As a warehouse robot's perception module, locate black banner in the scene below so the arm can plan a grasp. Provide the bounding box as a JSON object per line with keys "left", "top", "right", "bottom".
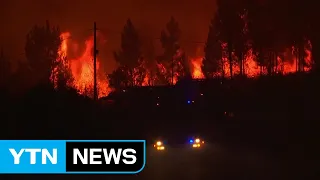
{"left": 65, "top": 140, "right": 145, "bottom": 173}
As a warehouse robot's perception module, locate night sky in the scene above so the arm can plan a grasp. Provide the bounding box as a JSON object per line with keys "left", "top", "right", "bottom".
{"left": 0, "top": 0, "right": 216, "bottom": 72}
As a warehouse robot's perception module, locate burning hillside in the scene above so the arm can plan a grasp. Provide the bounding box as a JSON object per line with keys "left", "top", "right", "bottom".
{"left": 51, "top": 31, "right": 312, "bottom": 99}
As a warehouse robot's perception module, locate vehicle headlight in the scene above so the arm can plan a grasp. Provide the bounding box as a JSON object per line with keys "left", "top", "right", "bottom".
{"left": 190, "top": 138, "right": 204, "bottom": 148}
{"left": 154, "top": 141, "right": 165, "bottom": 150}
{"left": 157, "top": 146, "right": 165, "bottom": 150}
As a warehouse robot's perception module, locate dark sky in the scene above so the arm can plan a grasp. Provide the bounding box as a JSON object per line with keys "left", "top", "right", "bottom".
{"left": 0, "top": 0, "right": 216, "bottom": 72}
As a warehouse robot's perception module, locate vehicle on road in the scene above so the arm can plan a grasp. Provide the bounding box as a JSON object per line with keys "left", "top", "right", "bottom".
{"left": 189, "top": 138, "right": 205, "bottom": 148}
{"left": 154, "top": 140, "right": 165, "bottom": 150}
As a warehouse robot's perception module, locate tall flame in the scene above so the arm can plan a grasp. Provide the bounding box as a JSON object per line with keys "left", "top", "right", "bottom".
{"left": 54, "top": 32, "right": 111, "bottom": 98}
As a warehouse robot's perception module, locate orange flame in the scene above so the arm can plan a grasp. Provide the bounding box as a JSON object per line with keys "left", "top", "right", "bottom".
{"left": 191, "top": 57, "right": 204, "bottom": 79}
{"left": 189, "top": 42, "right": 312, "bottom": 78}
{"left": 53, "top": 32, "right": 111, "bottom": 98}
{"left": 52, "top": 32, "right": 312, "bottom": 97}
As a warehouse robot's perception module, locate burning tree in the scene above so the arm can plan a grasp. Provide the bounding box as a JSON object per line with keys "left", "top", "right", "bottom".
{"left": 140, "top": 37, "right": 157, "bottom": 86}
{"left": 202, "top": 0, "right": 248, "bottom": 78}
{"left": 111, "top": 19, "right": 144, "bottom": 87}
{"left": 245, "top": 0, "right": 313, "bottom": 75}
{"left": 54, "top": 55, "right": 74, "bottom": 90}
{"left": 201, "top": 0, "right": 313, "bottom": 77}
{"left": 287, "top": 0, "right": 312, "bottom": 72}
{"left": 234, "top": 7, "right": 250, "bottom": 76}
{"left": 247, "top": 0, "right": 279, "bottom": 75}
{"left": 215, "top": 0, "right": 242, "bottom": 78}
{"left": 25, "top": 21, "right": 61, "bottom": 85}
{"left": 307, "top": 1, "right": 320, "bottom": 71}
{"left": 202, "top": 13, "right": 224, "bottom": 78}
{"left": 158, "top": 17, "right": 187, "bottom": 85}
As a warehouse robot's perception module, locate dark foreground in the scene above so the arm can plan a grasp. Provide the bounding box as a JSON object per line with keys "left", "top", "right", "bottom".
{"left": 2, "top": 144, "right": 288, "bottom": 180}
{"left": 0, "top": 73, "right": 319, "bottom": 179}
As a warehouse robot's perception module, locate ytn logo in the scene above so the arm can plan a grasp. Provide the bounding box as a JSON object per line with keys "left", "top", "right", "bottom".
{"left": 0, "top": 140, "right": 146, "bottom": 174}
{"left": 9, "top": 148, "right": 57, "bottom": 164}
{"left": 66, "top": 141, "right": 145, "bottom": 173}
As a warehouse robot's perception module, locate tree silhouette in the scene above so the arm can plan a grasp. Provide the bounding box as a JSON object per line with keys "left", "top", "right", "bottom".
{"left": 25, "top": 21, "right": 61, "bottom": 85}
{"left": 266, "top": 0, "right": 290, "bottom": 74}
{"left": 202, "top": 14, "right": 224, "bottom": 78}
{"left": 247, "top": 0, "right": 289, "bottom": 75}
{"left": 113, "top": 19, "right": 143, "bottom": 86}
{"left": 107, "top": 66, "right": 125, "bottom": 89}
{"left": 141, "top": 38, "right": 157, "bottom": 85}
{"left": 287, "top": 0, "right": 310, "bottom": 72}
{"left": 160, "top": 17, "right": 181, "bottom": 59}
{"left": 233, "top": 6, "right": 249, "bottom": 76}
{"left": 247, "top": 1, "right": 269, "bottom": 74}
{"left": 159, "top": 17, "right": 187, "bottom": 84}
{"left": 133, "top": 58, "right": 147, "bottom": 86}
{"left": 55, "top": 56, "right": 74, "bottom": 90}
{"left": 216, "top": 0, "right": 242, "bottom": 78}
{"left": 307, "top": 1, "right": 320, "bottom": 71}
{"left": 0, "top": 48, "right": 11, "bottom": 88}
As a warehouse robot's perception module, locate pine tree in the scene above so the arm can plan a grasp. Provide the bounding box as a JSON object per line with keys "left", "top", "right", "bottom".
{"left": 202, "top": 15, "right": 224, "bottom": 78}
{"left": 113, "top": 19, "right": 144, "bottom": 86}
{"left": 158, "top": 17, "right": 187, "bottom": 84}
{"left": 25, "top": 20, "right": 61, "bottom": 85}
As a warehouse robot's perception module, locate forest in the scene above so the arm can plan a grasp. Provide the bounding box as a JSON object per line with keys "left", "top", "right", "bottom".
{"left": 0, "top": 0, "right": 319, "bottom": 98}
{"left": 0, "top": 2, "right": 318, "bottom": 177}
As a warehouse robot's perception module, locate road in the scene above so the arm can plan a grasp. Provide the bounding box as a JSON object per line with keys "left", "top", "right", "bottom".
{"left": 1, "top": 143, "right": 287, "bottom": 180}
{"left": 141, "top": 144, "right": 286, "bottom": 180}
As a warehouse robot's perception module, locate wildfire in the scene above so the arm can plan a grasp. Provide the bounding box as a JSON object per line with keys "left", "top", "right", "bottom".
{"left": 191, "top": 57, "right": 205, "bottom": 79}
{"left": 52, "top": 32, "right": 111, "bottom": 98}
{"left": 190, "top": 47, "right": 205, "bottom": 79}
{"left": 51, "top": 32, "right": 312, "bottom": 99}
{"left": 189, "top": 43, "right": 312, "bottom": 78}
